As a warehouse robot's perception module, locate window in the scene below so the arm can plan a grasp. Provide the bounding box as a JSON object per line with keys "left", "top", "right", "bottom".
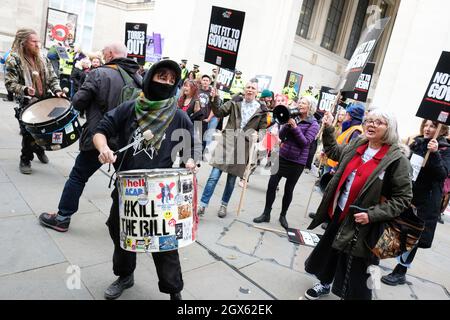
{"left": 345, "top": 0, "right": 369, "bottom": 60}
{"left": 48, "top": 0, "right": 96, "bottom": 51}
{"left": 321, "top": 0, "right": 346, "bottom": 51}
{"left": 296, "top": 0, "right": 315, "bottom": 39}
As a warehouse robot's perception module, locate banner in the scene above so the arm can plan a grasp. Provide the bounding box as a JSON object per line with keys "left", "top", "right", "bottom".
{"left": 145, "top": 33, "right": 164, "bottom": 63}
{"left": 125, "top": 23, "right": 147, "bottom": 65}
{"left": 215, "top": 68, "right": 235, "bottom": 92}
{"left": 204, "top": 6, "right": 245, "bottom": 70}
{"left": 255, "top": 75, "right": 272, "bottom": 92}
{"left": 317, "top": 86, "right": 338, "bottom": 113}
{"left": 352, "top": 62, "right": 375, "bottom": 102}
{"left": 416, "top": 51, "right": 450, "bottom": 124}
{"left": 340, "top": 18, "right": 390, "bottom": 92}
{"left": 44, "top": 8, "right": 77, "bottom": 49}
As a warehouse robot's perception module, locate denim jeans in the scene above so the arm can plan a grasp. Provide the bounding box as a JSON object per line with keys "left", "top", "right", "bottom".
{"left": 57, "top": 150, "right": 102, "bottom": 221}
{"left": 205, "top": 116, "right": 219, "bottom": 146}
{"left": 200, "top": 167, "right": 237, "bottom": 207}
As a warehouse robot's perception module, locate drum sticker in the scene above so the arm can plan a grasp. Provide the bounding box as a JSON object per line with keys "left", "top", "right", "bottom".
{"left": 163, "top": 211, "right": 173, "bottom": 220}
{"left": 181, "top": 179, "right": 193, "bottom": 194}
{"left": 156, "top": 182, "right": 176, "bottom": 205}
{"left": 124, "top": 178, "right": 146, "bottom": 197}
{"left": 52, "top": 132, "right": 63, "bottom": 144}
{"left": 178, "top": 204, "right": 192, "bottom": 220}
{"left": 137, "top": 194, "right": 149, "bottom": 206}
{"left": 159, "top": 235, "right": 178, "bottom": 251}
{"left": 175, "top": 223, "right": 183, "bottom": 240}
{"left": 65, "top": 123, "right": 74, "bottom": 134}
{"left": 168, "top": 218, "right": 177, "bottom": 227}
{"left": 175, "top": 194, "right": 184, "bottom": 205}
{"left": 182, "top": 220, "right": 193, "bottom": 241}
{"left": 184, "top": 193, "right": 193, "bottom": 204}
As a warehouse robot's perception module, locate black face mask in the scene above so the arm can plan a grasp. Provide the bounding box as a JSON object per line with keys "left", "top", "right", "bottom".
{"left": 145, "top": 81, "right": 175, "bottom": 101}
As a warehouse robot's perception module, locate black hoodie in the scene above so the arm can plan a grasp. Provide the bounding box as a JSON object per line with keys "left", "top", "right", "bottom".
{"left": 72, "top": 57, "right": 142, "bottom": 151}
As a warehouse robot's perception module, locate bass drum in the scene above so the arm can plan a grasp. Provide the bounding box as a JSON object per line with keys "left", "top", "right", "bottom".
{"left": 20, "top": 97, "right": 81, "bottom": 151}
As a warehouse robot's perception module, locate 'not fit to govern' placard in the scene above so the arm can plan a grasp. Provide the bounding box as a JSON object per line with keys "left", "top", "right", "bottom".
{"left": 416, "top": 51, "right": 450, "bottom": 124}
{"left": 204, "top": 6, "right": 245, "bottom": 70}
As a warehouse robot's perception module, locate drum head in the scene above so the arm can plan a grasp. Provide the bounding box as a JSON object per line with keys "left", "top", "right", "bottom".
{"left": 21, "top": 98, "right": 71, "bottom": 124}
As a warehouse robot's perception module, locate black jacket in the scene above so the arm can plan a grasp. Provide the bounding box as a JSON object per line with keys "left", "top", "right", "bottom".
{"left": 95, "top": 100, "right": 201, "bottom": 171}
{"left": 410, "top": 136, "right": 450, "bottom": 248}
{"left": 72, "top": 58, "right": 141, "bottom": 151}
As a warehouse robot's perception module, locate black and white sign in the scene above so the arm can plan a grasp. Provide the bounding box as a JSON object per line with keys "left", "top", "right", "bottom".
{"left": 204, "top": 6, "right": 245, "bottom": 70}
{"left": 215, "top": 68, "right": 235, "bottom": 92}
{"left": 317, "top": 86, "right": 338, "bottom": 112}
{"left": 340, "top": 18, "right": 389, "bottom": 92}
{"left": 416, "top": 51, "right": 450, "bottom": 124}
{"left": 125, "top": 23, "right": 147, "bottom": 65}
{"left": 352, "top": 62, "right": 375, "bottom": 102}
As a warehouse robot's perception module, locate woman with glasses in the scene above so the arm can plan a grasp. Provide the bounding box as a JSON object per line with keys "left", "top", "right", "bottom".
{"left": 381, "top": 120, "right": 450, "bottom": 286}
{"left": 303, "top": 109, "right": 412, "bottom": 300}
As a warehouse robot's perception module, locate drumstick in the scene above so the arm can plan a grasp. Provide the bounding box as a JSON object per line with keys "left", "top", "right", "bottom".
{"left": 114, "top": 130, "right": 154, "bottom": 155}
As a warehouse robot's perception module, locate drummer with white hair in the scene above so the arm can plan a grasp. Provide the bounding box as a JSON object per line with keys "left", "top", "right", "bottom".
{"left": 93, "top": 59, "right": 201, "bottom": 300}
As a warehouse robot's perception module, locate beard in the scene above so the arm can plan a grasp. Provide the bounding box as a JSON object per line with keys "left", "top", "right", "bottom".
{"left": 26, "top": 46, "right": 40, "bottom": 58}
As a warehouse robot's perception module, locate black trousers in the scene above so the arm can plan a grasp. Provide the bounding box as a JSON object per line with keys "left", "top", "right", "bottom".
{"left": 16, "top": 108, "right": 45, "bottom": 162}
{"left": 264, "top": 158, "right": 304, "bottom": 215}
{"left": 305, "top": 208, "right": 372, "bottom": 300}
{"left": 107, "top": 189, "right": 184, "bottom": 294}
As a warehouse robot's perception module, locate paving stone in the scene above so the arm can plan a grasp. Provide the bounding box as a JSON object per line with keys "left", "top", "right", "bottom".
{"left": 178, "top": 243, "right": 217, "bottom": 273}
{"left": 80, "top": 256, "right": 170, "bottom": 300}
{"left": 0, "top": 166, "right": 9, "bottom": 183}
{"left": 14, "top": 181, "right": 98, "bottom": 216}
{"left": 240, "top": 260, "right": 337, "bottom": 300}
{"left": 253, "top": 230, "right": 296, "bottom": 267}
{"left": 1, "top": 159, "right": 67, "bottom": 186}
{"left": 182, "top": 261, "right": 272, "bottom": 300}
{"left": 0, "top": 263, "right": 93, "bottom": 300}
{"left": 0, "top": 182, "right": 33, "bottom": 218}
{"left": 45, "top": 211, "right": 113, "bottom": 268}
{"left": 217, "top": 220, "right": 261, "bottom": 255}
{"left": 0, "top": 215, "right": 66, "bottom": 276}
{"left": 408, "top": 276, "right": 450, "bottom": 300}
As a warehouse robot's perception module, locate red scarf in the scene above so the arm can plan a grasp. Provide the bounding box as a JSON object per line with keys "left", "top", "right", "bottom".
{"left": 328, "top": 143, "right": 390, "bottom": 222}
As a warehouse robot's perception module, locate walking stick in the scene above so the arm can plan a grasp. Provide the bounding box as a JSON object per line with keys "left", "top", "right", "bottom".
{"left": 237, "top": 132, "right": 258, "bottom": 216}
{"left": 422, "top": 123, "right": 442, "bottom": 167}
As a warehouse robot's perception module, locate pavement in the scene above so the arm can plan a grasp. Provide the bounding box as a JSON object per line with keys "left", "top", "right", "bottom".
{"left": 0, "top": 80, "right": 449, "bottom": 300}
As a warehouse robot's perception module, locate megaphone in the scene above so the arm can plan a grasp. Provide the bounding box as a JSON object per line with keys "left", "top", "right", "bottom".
{"left": 273, "top": 105, "right": 300, "bottom": 125}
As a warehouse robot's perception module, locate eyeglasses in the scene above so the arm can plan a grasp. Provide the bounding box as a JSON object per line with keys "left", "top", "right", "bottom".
{"left": 363, "top": 119, "right": 387, "bottom": 127}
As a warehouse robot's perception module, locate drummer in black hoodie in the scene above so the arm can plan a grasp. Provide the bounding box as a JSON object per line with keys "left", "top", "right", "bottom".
{"left": 93, "top": 59, "right": 201, "bottom": 300}
{"left": 39, "top": 42, "right": 141, "bottom": 232}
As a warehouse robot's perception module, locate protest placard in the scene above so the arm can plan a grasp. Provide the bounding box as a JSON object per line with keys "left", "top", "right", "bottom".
{"left": 204, "top": 6, "right": 245, "bottom": 70}
{"left": 125, "top": 23, "right": 147, "bottom": 65}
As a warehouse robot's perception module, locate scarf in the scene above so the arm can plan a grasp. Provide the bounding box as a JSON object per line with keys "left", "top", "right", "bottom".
{"left": 328, "top": 143, "right": 390, "bottom": 222}
{"left": 134, "top": 93, "right": 177, "bottom": 151}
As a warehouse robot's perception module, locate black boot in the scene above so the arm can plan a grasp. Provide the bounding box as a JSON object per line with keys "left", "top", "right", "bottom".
{"left": 253, "top": 209, "right": 271, "bottom": 223}
{"left": 170, "top": 292, "right": 182, "bottom": 300}
{"left": 104, "top": 274, "right": 134, "bottom": 300}
{"left": 381, "top": 264, "right": 407, "bottom": 286}
{"left": 279, "top": 213, "right": 288, "bottom": 230}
